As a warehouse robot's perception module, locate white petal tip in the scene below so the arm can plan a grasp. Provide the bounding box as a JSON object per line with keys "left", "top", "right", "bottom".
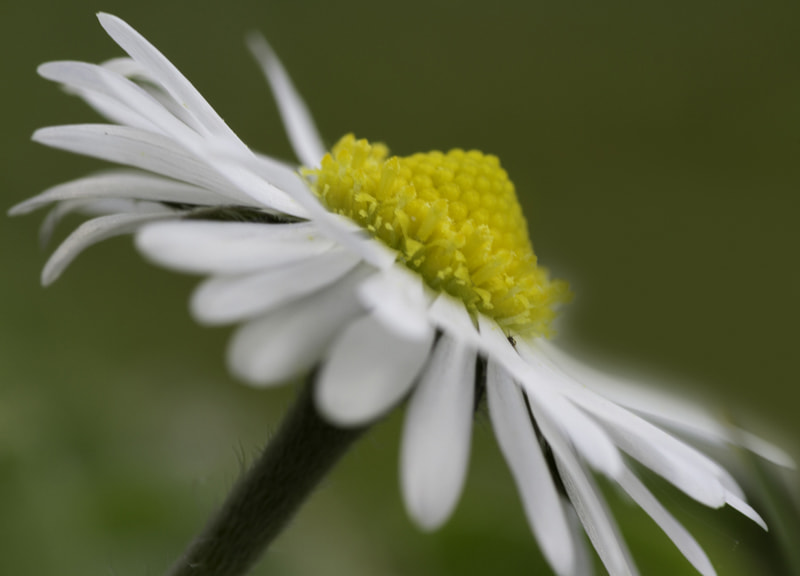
{"left": 313, "top": 390, "right": 370, "bottom": 428}
{"left": 31, "top": 128, "right": 47, "bottom": 143}
{"left": 245, "top": 31, "right": 271, "bottom": 57}
{"left": 407, "top": 507, "right": 447, "bottom": 533}
{"left": 96, "top": 12, "right": 119, "bottom": 27}
{"left": 40, "top": 263, "right": 60, "bottom": 287}
{"left": 225, "top": 322, "right": 301, "bottom": 388}
{"left": 36, "top": 62, "right": 54, "bottom": 78}
{"left": 738, "top": 429, "right": 797, "bottom": 469}
{"left": 725, "top": 492, "right": 768, "bottom": 531}
{"left": 400, "top": 337, "right": 475, "bottom": 538}
{"left": 96, "top": 14, "right": 127, "bottom": 43}
{"left": 313, "top": 372, "right": 392, "bottom": 428}
{"left": 31, "top": 127, "right": 62, "bottom": 146}
{"left": 226, "top": 358, "right": 283, "bottom": 389}
{"left": 7, "top": 202, "right": 27, "bottom": 217}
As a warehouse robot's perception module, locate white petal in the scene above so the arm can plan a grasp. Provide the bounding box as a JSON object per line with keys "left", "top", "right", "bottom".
{"left": 479, "top": 319, "right": 623, "bottom": 478}
{"left": 98, "top": 13, "right": 239, "bottom": 142}
{"left": 196, "top": 148, "right": 316, "bottom": 219}
{"left": 535, "top": 405, "right": 640, "bottom": 576}
{"left": 315, "top": 314, "right": 434, "bottom": 426}
{"left": 273, "top": 175, "right": 398, "bottom": 270}
{"left": 359, "top": 265, "right": 433, "bottom": 340}
{"left": 38, "top": 199, "right": 112, "bottom": 248}
{"left": 564, "top": 502, "right": 595, "bottom": 576}
{"left": 136, "top": 220, "right": 335, "bottom": 275}
{"left": 9, "top": 171, "right": 225, "bottom": 216}
{"left": 536, "top": 340, "right": 795, "bottom": 468}
{"left": 190, "top": 249, "right": 361, "bottom": 325}
{"left": 246, "top": 33, "right": 326, "bottom": 167}
{"left": 34, "top": 124, "right": 307, "bottom": 217}
{"left": 38, "top": 60, "right": 197, "bottom": 144}
{"left": 228, "top": 266, "right": 370, "bottom": 386}
{"left": 486, "top": 359, "right": 575, "bottom": 576}
{"left": 724, "top": 491, "right": 768, "bottom": 530}
{"left": 99, "top": 56, "right": 207, "bottom": 133}
{"left": 37, "top": 200, "right": 85, "bottom": 248}
{"left": 190, "top": 151, "right": 308, "bottom": 218}
{"left": 42, "top": 210, "right": 177, "bottom": 285}
{"left": 33, "top": 125, "right": 249, "bottom": 203}
{"left": 242, "top": 148, "right": 397, "bottom": 269}
{"left": 558, "top": 383, "right": 728, "bottom": 510}
{"left": 527, "top": 340, "right": 732, "bottom": 510}
{"left": 534, "top": 343, "right": 782, "bottom": 523}
{"left": 101, "top": 56, "right": 148, "bottom": 78}
{"left": 73, "top": 86, "right": 158, "bottom": 132}
{"left": 92, "top": 17, "right": 308, "bottom": 216}
{"left": 427, "top": 292, "right": 482, "bottom": 348}
{"left": 581, "top": 400, "right": 726, "bottom": 508}
{"left": 38, "top": 197, "right": 165, "bottom": 247}
{"left": 519, "top": 357, "right": 624, "bottom": 478}
{"left": 102, "top": 56, "right": 205, "bottom": 131}
{"left": 251, "top": 152, "right": 315, "bottom": 199}
{"left": 401, "top": 334, "right": 476, "bottom": 531}
{"left": 540, "top": 341, "right": 722, "bottom": 437}
{"left": 733, "top": 430, "right": 795, "bottom": 469}
{"left": 618, "top": 467, "right": 717, "bottom": 576}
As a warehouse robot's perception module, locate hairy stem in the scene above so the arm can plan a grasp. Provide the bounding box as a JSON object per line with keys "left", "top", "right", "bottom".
{"left": 167, "top": 377, "right": 367, "bottom": 576}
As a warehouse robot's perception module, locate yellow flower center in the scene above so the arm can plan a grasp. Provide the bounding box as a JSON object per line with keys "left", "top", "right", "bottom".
{"left": 305, "top": 134, "right": 570, "bottom": 337}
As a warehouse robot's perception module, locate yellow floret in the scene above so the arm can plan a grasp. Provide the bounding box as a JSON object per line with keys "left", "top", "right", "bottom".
{"left": 304, "top": 134, "right": 570, "bottom": 337}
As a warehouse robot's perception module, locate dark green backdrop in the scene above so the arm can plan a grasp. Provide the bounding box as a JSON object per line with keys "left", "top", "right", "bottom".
{"left": 2, "top": 1, "right": 798, "bottom": 574}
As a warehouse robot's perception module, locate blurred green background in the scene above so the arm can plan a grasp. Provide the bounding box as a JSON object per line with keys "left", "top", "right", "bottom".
{"left": 2, "top": 0, "right": 799, "bottom": 574}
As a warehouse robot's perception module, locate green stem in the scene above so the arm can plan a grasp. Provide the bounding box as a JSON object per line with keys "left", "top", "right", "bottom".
{"left": 167, "top": 376, "right": 367, "bottom": 576}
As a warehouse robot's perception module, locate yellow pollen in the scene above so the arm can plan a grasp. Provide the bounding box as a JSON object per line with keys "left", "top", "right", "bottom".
{"left": 304, "top": 134, "right": 571, "bottom": 337}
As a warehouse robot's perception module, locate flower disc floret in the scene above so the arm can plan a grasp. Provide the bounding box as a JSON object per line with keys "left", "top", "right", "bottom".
{"left": 306, "top": 134, "right": 570, "bottom": 336}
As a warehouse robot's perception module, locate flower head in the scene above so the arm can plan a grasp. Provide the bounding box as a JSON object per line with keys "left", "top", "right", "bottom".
{"left": 306, "top": 133, "right": 570, "bottom": 337}
{"left": 12, "top": 13, "right": 793, "bottom": 576}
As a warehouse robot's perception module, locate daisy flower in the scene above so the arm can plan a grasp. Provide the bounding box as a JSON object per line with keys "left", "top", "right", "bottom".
{"left": 12, "top": 13, "right": 793, "bottom": 576}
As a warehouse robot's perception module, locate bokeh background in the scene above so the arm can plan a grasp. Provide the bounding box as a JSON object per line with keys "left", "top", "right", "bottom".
{"left": 2, "top": 0, "right": 799, "bottom": 574}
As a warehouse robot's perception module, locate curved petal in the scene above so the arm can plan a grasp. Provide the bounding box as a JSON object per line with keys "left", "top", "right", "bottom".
{"left": 38, "top": 197, "right": 167, "bottom": 248}
{"left": 42, "top": 209, "right": 178, "bottom": 285}
{"left": 247, "top": 33, "right": 326, "bottom": 167}
{"left": 315, "top": 314, "right": 434, "bottom": 427}
{"left": 10, "top": 171, "right": 225, "bottom": 216}
{"left": 98, "top": 13, "right": 239, "bottom": 142}
{"left": 486, "top": 359, "right": 575, "bottom": 576}
{"left": 401, "top": 334, "right": 476, "bottom": 531}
